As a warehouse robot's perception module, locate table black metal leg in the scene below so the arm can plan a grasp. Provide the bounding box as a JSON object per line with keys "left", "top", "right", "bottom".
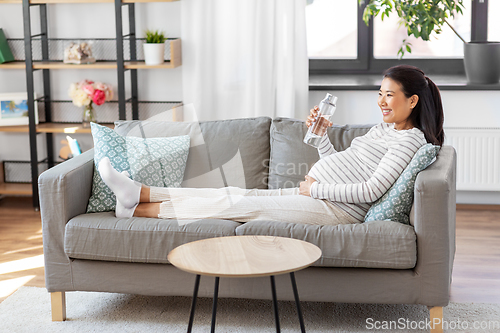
{"left": 187, "top": 274, "right": 201, "bottom": 333}
{"left": 270, "top": 275, "right": 280, "bottom": 333}
{"left": 211, "top": 276, "right": 220, "bottom": 333}
{"left": 290, "top": 272, "right": 306, "bottom": 333}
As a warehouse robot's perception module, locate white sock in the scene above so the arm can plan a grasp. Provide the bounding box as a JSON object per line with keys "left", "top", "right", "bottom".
{"left": 115, "top": 171, "right": 138, "bottom": 218}
{"left": 98, "top": 157, "right": 141, "bottom": 210}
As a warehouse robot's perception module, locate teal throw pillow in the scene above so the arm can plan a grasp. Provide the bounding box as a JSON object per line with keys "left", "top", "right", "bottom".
{"left": 364, "top": 143, "right": 441, "bottom": 225}
{"left": 87, "top": 122, "right": 190, "bottom": 213}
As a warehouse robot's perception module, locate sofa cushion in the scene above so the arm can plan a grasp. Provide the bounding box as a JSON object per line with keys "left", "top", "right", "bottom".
{"left": 115, "top": 117, "right": 271, "bottom": 189}
{"left": 65, "top": 213, "right": 242, "bottom": 264}
{"left": 235, "top": 220, "right": 417, "bottom": 269}
{"left": 87, "top": 123, "right": 191, "bottom": 213}
{"left": 269, "top": 118, "right": 372, "bottom": 189}
{"left": 114, "top": 121, "right": 211, "bottom": 186}
{"left": 365, "top": 144, "right": 441, "bottom": 225}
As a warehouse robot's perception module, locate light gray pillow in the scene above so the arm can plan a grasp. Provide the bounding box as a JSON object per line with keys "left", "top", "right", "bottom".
{"left": 114, "top": 117, "right": 272, "bottom": 189}
{"left": 114, "top": 120, "right": 212, "bottom": 185}
{"left": 364, "top": 144, "right": 441, "bottom": 225}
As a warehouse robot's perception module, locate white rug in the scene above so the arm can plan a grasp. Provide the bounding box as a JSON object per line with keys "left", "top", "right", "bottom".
{"left": 1, "top": 287, "right": 499, "bottom": 333}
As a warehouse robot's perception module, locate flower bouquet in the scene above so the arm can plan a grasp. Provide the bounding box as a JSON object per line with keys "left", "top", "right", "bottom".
{"left": 68, "top": 80, "right": 113, "bottom": 127}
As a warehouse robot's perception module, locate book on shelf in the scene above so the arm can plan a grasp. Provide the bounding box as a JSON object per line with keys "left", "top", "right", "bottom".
{"left": 66, "top": 135, "right": 82, "bottom": 156}
{"left": 0, "top": 29, "right": 15, "bottom": 64}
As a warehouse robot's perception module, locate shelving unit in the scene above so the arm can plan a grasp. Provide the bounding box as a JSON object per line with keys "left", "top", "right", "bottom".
{"left": 0, "top": 38, "right": 181, "bottom": 70}
{"left": 0, "top": 123, "right": 114, "bottom": 134}
{"left": 0, "top": 0, "right": 181, "bottom": 207}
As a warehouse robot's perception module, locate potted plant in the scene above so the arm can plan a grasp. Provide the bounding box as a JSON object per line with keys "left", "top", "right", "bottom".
{"left": 360, "top": 0, "right": 500, "bottom": 84}
{"left": 143, "top": 29, "right": 166, "bottom": 66}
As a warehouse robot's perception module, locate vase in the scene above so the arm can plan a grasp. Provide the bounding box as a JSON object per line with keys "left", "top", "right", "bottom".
{"left": 82, "top": 104, "right": 96, "bottom": 128}
{"left": 464, "top": 42, "right": 500, "bottom": 84}
{"left": 143, "top": 43, "right": 165, "bottom": 66}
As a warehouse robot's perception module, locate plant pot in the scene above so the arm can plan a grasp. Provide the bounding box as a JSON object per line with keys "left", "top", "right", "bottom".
{"left": 464, "top": 42, "right": 500, "bottom": 84}
{"left": 143, "top": 43, "right": 165, "bottom": 66}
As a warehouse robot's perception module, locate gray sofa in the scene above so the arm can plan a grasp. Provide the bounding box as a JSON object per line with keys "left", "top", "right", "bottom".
{"left": 39, "top": 117, "right": 456, "bottom": 328}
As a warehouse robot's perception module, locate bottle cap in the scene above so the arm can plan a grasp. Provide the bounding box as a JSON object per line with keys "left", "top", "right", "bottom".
{"left": 323, "top": 93, "right": 337, "bottom": 107}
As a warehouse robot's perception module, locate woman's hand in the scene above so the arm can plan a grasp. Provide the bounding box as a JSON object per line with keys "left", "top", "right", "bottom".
{"left": 299, "top": 175, "right": 317, "bottom": 197}
{"left": 306, "top": 106, "right": 319, "bottom": 128}
{"left": 306, "top": 106, "right": 333, "bottom": 128}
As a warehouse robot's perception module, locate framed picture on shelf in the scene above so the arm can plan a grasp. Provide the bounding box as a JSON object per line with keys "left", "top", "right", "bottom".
{"left": 0, "top": 92, "right": 38, "bottom": 126}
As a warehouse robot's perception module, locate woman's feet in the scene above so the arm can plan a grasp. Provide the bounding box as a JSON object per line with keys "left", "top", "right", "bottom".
{"left": 98, "top": 157, "right": 141, "bottom": 218}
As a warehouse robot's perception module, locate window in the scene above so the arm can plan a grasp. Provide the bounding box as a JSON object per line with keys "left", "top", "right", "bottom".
{"left": 306, "top": 0, "right": 357, "bottom": 59}
{"left": 307, "top": 0, "right": 489, "bottom": 75}
{"left": 488, "top": 0, "right": 499, "bottom": 41}
{"left": 373, "top": 0, "right": 471, "bottom": 59}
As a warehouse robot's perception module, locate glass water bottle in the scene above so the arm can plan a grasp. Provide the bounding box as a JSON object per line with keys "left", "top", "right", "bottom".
{"left": 303, "top": 93, "right": 338, "bottom": 148}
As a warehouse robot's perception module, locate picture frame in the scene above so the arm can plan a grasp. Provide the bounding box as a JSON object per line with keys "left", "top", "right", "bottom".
{"left": 0, "top": 92, "right": 38, "bottom": 126}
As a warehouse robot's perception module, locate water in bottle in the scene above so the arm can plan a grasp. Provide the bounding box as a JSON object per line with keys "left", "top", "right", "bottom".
{"left": 303, "top": 93, "right": 338, "bottom": 148}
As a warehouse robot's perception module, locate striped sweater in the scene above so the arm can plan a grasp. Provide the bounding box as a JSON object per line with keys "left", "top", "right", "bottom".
{"left": 308, "top": 123, "right": 427, "bottom": 222}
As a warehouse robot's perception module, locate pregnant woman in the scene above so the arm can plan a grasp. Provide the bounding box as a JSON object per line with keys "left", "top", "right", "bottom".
{"left": 99, "top": 65, "right": 444, "bottom": 226}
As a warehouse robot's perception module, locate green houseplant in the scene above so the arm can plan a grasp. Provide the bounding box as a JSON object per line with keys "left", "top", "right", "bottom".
{"left": 145, "top": 29, "right": 166, "bottom": 44}
{"left": 143, "top": 30, "right": 167, "bottom": 65}
{"left": 360, "top": 0, "right": 500, "bottom": 84}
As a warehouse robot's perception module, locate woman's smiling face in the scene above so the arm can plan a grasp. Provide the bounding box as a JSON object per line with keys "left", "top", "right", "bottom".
{"left": 378, "top": 77, "right": 418, "bottom": 131}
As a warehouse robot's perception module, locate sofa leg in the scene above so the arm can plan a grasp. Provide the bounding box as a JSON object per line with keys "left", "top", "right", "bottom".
{"left": 51, "top": 292, "right": 66, "bottom": 321}
{"left": 428, "top": 306, "right": 443, "bottom": 333}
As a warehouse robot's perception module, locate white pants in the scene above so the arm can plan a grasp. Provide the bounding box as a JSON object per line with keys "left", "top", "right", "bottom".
{"left": 149, "top": 186, "right": 360, "bottom": 226}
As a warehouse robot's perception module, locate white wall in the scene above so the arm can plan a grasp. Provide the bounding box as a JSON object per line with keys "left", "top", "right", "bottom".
{"left": 308, "top": 90, "right": 500, "bottom": 128}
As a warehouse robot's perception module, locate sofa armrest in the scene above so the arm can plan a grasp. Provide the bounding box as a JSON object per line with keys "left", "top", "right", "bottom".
{"left": 38, "top": 148, "right": 95, "bottom": 292}
{"left": 413, "top": 145, "right": 457, "bottom": 306}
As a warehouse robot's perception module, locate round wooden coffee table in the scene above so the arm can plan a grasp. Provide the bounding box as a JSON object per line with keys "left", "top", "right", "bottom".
{"left": 167, "top": 235, "right": 322, "bottom": 333}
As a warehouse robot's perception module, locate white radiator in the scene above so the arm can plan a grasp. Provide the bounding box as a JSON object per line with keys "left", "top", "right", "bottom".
{"left": 444, "top": 128, "right": 500, "bottom": 191}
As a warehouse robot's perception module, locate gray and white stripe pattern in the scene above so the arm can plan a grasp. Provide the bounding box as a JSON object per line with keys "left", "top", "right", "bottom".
{"left": 308, "top": 123, "right": 427, "bottom": 222}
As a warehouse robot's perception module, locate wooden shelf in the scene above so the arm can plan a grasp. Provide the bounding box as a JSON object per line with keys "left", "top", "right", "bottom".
{"left": 0, "top": 125, "right": 29, "bottom": 133}
{"left": 128, "top": 38, "right": 182, "bottom": 68}
{"left": 124, "top": 61, "right": 178, "bottom": 69}
{"left": 31, "top": 0, "right": 115, "bottom": 2}
{"left": 30, "top": 61, "right": 179, "bottom": 70}
{"left": 122, "top": 0, "right": 179, "bottom": 2}
{"left": 36, "top": 122, "right": 114, "bottom": 133}
{"left": 0, "top": 38, "right": 181, "bottom": 69}
{"left": 32, "top": 61, "right": 118, "bottom": 69}
{"left": 0, "top": 183, "right": 32, "bottom": 195}
{"left": 0, "top": 162, "right": 32, "bottom": 195}
{"left": 0, "top": 122, "right": 114, "bottom": 133}
{"left": 0, "top": 60, "right": 180, "bottom": 69}
{"left": 0, "top": 61, "right": 25, "bottom": 69}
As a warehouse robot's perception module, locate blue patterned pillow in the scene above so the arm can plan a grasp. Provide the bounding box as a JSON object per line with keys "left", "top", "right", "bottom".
{"left": 87, "top": 123, "right": 190, "bottom": 213}
{"left": 364, "top": 144, "right": 440, "bottom": 225}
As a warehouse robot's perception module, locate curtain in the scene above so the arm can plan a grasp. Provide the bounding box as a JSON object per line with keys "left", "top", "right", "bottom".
{"left": 181, "top": 0, "right": 308, "bottom": 121}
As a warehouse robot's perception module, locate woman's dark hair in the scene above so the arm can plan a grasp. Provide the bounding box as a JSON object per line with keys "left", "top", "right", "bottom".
{"left": 383, "top": 65, "right": 444, "bottom": 146}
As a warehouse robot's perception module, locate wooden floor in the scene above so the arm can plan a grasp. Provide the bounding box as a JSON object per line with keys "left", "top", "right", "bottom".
{"left": 0, "top": 196, "right": 499, "bottom": 304}
{"left": 0, "top": 197, "right": 45, "bottom": 303}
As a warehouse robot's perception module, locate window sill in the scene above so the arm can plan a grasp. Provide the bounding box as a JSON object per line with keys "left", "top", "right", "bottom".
{"left": 309, "top": 74, "right": 500, "bottom": 91}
